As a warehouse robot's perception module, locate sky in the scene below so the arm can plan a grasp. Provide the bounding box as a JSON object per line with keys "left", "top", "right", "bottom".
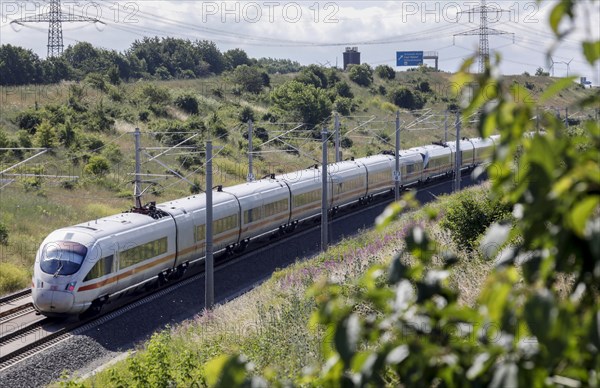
{"left": 1, "top": 1, "right": 599, "bottom": 85}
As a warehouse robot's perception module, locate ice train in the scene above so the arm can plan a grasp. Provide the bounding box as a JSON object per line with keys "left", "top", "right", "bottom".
{"left": 32, "top": 135, "right": 499, "bottom": 316}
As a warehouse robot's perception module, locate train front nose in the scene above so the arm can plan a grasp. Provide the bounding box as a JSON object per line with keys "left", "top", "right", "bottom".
{"left": 32, "top": 288, "right": 74, "bottom": 314}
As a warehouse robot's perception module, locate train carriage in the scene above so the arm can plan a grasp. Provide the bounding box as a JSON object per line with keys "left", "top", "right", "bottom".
{"left": 410, "top": 145, "right": 453, "bottom": 181}
{"left": 445, "top": 139, "right": 476, "bottom": 169}
{"left": 226, "top": 179, "right": 291, "bottom": 242}
{"left": 329, "top": 160, "right": 368, "bottom": 208}
{"left": 277, "top": 167, "right": 323, "bottom": 222}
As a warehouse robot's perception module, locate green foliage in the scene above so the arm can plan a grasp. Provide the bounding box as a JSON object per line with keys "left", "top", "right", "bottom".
{"left": 205, "top": 2, "right": 600, "bottom": 386}
{"left": 255, "top": 57, "right": 302, "bottom": 74}
{"left": 440, "top": 189, "right": 511, "bottom": 250}
{"left": 0, "top": 44, "right": 43, "bottom": 86}
{"left": 238, "top": 106, "right": 255, "bottom": 123}
{"left": 334, "top": 81, "right": 354, "bottom": 98}
{"left": 333, "top": 97, "right": 357, "bottom": 116}
{"left": 375, "top": 64, "right": 396, "bottom": 80}
{"left": 348, "top": 64, "right": 374, "bottom": 87}
{"left": 0, "top": 222, "right": 8, "bottom": 245}
{"left": 138, "top": 84, "right": 172, "bottom": 106}
{"left": 84, "top": 155, "right": 110, "bottom": 176}
{"left": 35, "top": 120, "right": 56, "bottom": 148}
{"left": 224, "top": 48, "right": 251, "bottom": 69}
{"left": 389, "top": 87, "right": 426, "bottom": 110}
{"left": 14, "top": 109, "right": 43, "bottom": 133}
{"left": 231, "top": 65, "right": 268, "bottom": 94}
{"left": 174, "top": 92, "right": 200, "bottom": 114}
{"left": 340, "top": 136, "right": 353, "bottom": 149}
{"left": 270, "top": 80, "right": 332, "bottom": 125}
{"left": 0, "top": 263, "right": 29, "bottom": 294}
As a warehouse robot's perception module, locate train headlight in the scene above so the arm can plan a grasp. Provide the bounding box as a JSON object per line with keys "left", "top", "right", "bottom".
{"left": 65, "top": 282, "right": 77, "bottom": 292}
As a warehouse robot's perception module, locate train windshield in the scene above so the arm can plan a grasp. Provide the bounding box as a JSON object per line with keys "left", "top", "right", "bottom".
{"left": 40, "top": 241, "right": 87, "bottom": 276}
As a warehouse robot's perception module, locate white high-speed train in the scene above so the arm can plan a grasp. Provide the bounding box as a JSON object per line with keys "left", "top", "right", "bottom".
{"left": 32, "top": 135, "right": 499, "bottom": 316}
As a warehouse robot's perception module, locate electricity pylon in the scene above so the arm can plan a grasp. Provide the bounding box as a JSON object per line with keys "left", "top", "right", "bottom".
{"left": 454, "top": 0, "right": 514, "bottom": 73}
{"left": 10, "top": 0, "right": 102, "bottom": 57}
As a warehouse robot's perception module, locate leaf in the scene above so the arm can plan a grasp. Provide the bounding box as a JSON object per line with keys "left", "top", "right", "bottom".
{"left": 335, "top": 314, "right": 360, "bottom": 366}
{"left": 569, "top": 196, "right": 600, "bottom": 237}
{"left": 480, "top": 222, "right": 512, "bottom": 260}
{"left": 540, "top": 76, "right": 577, "bottom": 104}
{"left": 204, "top": 355, "right": 249, "bottom": 388}
{"left": 583, "top": 40, "right": 600, "bottom": 64}
{"left": 524, "top": 289, "right": 556, "bottom": 343}
{"left": 549, "top": 1, "right": 567, "bottom": 35}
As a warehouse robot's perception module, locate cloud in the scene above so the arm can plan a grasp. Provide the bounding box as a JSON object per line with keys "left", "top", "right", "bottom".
{"left": 0, "top": 0, "right": 598, "bottom": 83}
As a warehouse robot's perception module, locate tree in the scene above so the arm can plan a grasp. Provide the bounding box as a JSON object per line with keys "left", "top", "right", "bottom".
{"left": 270, "top": 80, "right": 332, "bottom": 125}
{"left": 375, "top": 64, "right": 396, "bottom": 80}
{"left": 35, "top": 120, "right": 56, "bottom": 148}
{"left": 0, "top": 44, "right": 43, "bottom": 85}
{"left": 389, "top": 87, "right": 426, "bottom": 110}
{"left": 195, "top": 40, "right": 226, "bottom": 74}
{"left": 535, "top": 67, "right": 550, "bottom": 76}
{"left": 348, "top": 64, "right": 374, "bottom": 87}
{"left": 231, "top": 65, "right": 268, "bottom": 94}
{"left": 224, "top": 48, "right": 251, "bottom": 69}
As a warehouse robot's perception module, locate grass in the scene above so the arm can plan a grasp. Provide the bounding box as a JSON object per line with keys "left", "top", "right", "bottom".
{"left": 53, "top": 185, "right": 496, "bottom": 387}
{"left": 0, "top": 70, "right": 593, "bottom": 296}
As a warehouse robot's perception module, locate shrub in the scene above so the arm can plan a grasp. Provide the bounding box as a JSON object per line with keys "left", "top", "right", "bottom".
{"left": 333, "top": 97, "right": 356, "bottom": 116}
{"left": 84, "top": 155, "right": 110, "bottom": 176}
{"left": 0, "top": 263, "right": 29, "bottom": 294}
{"left": 174, "top": 93, "right": 200, "bottom": 114}
{"left": 15, "top": 110, "right": 43, "bottom": 133}
{"left": 335, "top": 82, "right": 354, "bottom": 98}
{"left": 35, "top": 120, "right": 56, "bottom": 148}
{"left": 348, "top": 64, "right": 374, "bottom": 87}
{"left": 375, "top": 64, "right": 396, "bottom": 80}
{"left": 239, "top": 106, "right": 255, "bottom": 123}
{"left": 440, "top": 190, "right": 511, "bottom": 250}
{"left": 340, "top": 137, "right": 353, "bottom": 148}
{"left": 389, "top": 87, "right": 426, "bottom": 110}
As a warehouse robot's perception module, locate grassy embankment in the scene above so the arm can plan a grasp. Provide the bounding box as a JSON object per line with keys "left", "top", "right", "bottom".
{"left": 53, "top": 184, "right": 497, "bottom": 387}
{"left": 0, "top": 70, "right": 591, "bottom": 294}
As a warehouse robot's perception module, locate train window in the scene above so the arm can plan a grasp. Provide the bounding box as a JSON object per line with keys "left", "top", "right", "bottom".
{"left": 84, "top": 255, "right": 114, "bottom": 282}
{"left": 40, "top": 241, "right": 87, "bottom": 276}
{"left": 195, "top": 224, "right": 206, "bottom": 242}
{"left": 244, "top": 206, "right": 262, "bottom": 224}
{"left": 214, "top": 214, "right": 239, "bottom": 234}
{"left": 120, "top": 237, "right": 168, "bottom": 269}
{"left": 263, "top": 199, "right": 288, "bottom": 218}
{"left": 293, "top": 189, "right": 320, "bottom": 207}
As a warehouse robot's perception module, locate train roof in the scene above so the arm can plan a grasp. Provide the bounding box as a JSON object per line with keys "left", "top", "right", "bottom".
{"left": 57, "top": 212, "right": 160, "bottom": 240}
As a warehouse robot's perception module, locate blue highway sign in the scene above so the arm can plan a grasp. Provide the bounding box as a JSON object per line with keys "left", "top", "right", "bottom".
{"left": 396, "top": 51, "right": 424, "bottom": 66}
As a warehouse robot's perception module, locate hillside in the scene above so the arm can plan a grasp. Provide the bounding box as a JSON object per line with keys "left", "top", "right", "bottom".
{"left": 0, "top": 64, "right": 595, "bottom": 294}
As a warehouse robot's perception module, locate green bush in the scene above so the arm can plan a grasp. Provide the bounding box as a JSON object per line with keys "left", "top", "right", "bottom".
{"left": 389, "top": 87, "right": 426, "bottom": 110}
{"left": 375, "top": 64, "right": 396, "bottom": 80}
{"left": 174, "top": 93, "right": 199, "bottom": 114}
{"left": 84, "top": 155, "right": 110, "bottom": 176}
{"left": 440, "top": 189, "right": 511, "bottom": 250}
{"left": 0, "top": 263, "right": 29, "bottom": 294}
{"left": 348, "top": 64, "right": 374, "bottom": 87}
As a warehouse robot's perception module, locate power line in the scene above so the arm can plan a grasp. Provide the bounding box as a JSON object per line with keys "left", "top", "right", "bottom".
{"left": 453, "top": 0, "right": 514, "bottom": 73}
{"left": 10, "top": 0, "right": 103, "bottom": 57}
